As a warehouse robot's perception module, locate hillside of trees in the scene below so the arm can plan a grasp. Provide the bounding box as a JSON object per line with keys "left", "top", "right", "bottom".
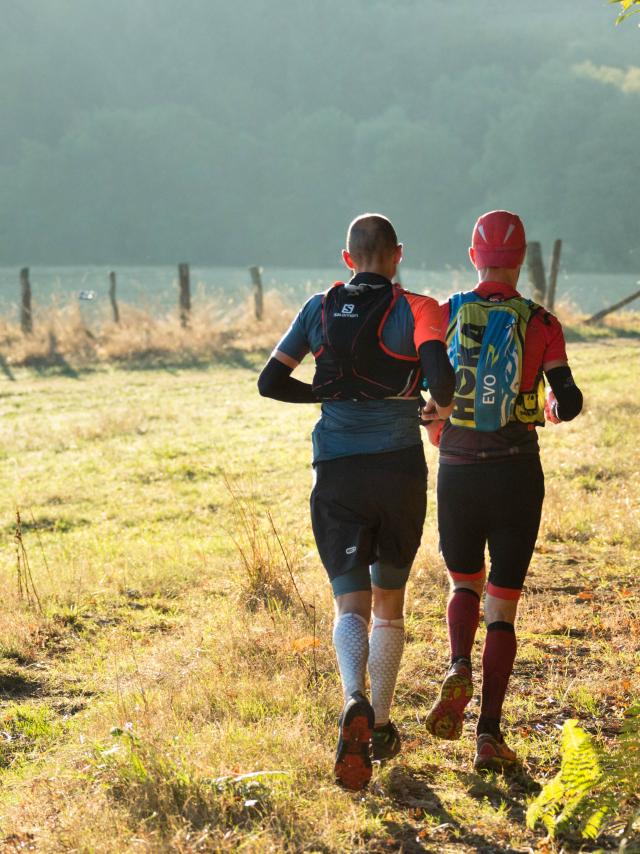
{"left": 0, "top": 0, "right": 638, "bottom": 271}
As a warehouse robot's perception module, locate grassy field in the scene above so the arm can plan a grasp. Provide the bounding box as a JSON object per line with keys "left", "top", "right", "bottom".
{"left": 0, "top": 317, "right": 639, "bottom": 852}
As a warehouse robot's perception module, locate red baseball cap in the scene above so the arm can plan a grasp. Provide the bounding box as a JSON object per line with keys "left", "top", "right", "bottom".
{"left": 471, "top": 210, "right": 526, "bottom": 269}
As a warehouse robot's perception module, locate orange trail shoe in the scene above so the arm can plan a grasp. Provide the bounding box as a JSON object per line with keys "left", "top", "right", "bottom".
{"left": 334, "top": 691, "right": 375, "bottom": 791}
{"left": 473, "top": 733, "right": 518, "bottom": 773}
{"left": 425, "top": 659, "right": 473, "bottom": 740}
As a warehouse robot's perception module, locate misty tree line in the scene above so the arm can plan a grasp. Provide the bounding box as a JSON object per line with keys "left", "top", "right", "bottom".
{"left": 0, "top": 0, "right": 637, "bottom": 271}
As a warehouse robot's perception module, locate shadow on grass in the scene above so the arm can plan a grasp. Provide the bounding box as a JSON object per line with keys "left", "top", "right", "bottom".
{"left": 11, "top": 347, "right": 267, "bottom": 377}
{"left": 0, "top": 670, "right": 42, "bottom": 700}
{"left": 373, "top": 764, "right": 523, "bottom": 853}
{"left": 0, "top": 353, "right": 15, "bottom": 381}
{"left": 0, "top": 350, "right": 268, "bottom": 386}
{"left": 21, "top": 350, "right": 80, "bottom": 379}
{"left": 564, "top": 323, "right": 640, "bottom": 343}
{"left": 455, "top": 764, "right": 540, "bottom": 821}
{"left": 0, "top": 514, "right": 91, "bottom": 538}
{"left": 118, "top": 347, "right": 264, "bottom": 373}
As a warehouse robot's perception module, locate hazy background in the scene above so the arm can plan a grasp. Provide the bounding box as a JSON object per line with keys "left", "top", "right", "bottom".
{"left": 0, "top": 0, "right": 637, "bottom": 277}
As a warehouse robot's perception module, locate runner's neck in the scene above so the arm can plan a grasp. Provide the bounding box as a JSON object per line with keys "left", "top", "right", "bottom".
{"left": 349, "top": 272, "right": 393, "bottom": 288}
{"left": 475, "top": 280, "right": 521, "bottom": 298}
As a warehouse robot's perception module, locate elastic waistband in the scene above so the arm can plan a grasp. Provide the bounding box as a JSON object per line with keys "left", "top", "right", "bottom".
{"left": 439, "top": 452, "right": 541, "bottom": 468}
{"left": 315, "top": 443, "right": 426, "bottom": 473}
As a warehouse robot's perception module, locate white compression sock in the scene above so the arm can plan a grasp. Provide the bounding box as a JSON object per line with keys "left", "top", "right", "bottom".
{"left": 333, "top": 613, "right": 369, "bottom": 700}
{"left": 368, "top": 616, "right": 405, "bottom": 726}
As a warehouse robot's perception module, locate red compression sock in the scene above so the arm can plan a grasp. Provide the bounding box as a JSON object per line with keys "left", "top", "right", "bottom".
{"left": 479, "top": 621, "right": 517, "bottom": 734}
{"left": 447, "top": 588, "right": 480, "bottom": 662}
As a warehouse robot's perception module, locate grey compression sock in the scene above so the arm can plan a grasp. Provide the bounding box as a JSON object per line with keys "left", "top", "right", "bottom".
{"left": 368, "top": 615, "right": 405, "bottom": 726}
{"left": 333, "top": 612, "right": 369, "bottom": 700}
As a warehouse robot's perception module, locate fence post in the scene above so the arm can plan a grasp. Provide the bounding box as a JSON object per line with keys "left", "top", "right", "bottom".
{"left": 109, "top": 271, "right": 120, "bottom": 324}
{"left": 585, "top": 286, "right": 640, "bottom": 325}
{"left": 20, "top": 267, "right": 33, "bottom": 334}
{"left": 546, "top": 239, "right": 562, "bottom": 312}
{"left": 249, "top": 265, "right": 264, "bottom": 321}
{"left": 526, "top": 242, "right": 547, "bottom": 304}
{"left": 178, "top": 263, "right": 191, "bottom": 328}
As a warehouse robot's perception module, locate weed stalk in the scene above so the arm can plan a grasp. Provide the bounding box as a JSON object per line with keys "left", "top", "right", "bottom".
{"left": 14, "top": 509, "right": 43, "bottom": 614}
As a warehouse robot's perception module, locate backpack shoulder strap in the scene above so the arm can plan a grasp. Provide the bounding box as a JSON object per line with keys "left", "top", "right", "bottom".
{"left": 321, "top": 281, "right": 345, "bottom": 303}
{"left": 446, "top": 291, "right": 482, "bottom": 340}
{"left": 319, "top": 282, "right": 345, "bottom": 344}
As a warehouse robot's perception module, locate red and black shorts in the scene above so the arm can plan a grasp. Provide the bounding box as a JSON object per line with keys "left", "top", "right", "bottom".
{"left": 310, "top": 444, "right": 427, "bottom": 595}
{"left": 437, "top": 456, "right": 545, "bottom": 598}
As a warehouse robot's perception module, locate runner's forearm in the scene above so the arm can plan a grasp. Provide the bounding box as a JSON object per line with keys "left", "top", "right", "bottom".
{"left": 419, "top": 341, "right": 455, "bottom": 407}
{"left": 545, "top": 365, "right": 583, "bottom": 421}
{"left": 257, "top": 357, "right": 317, "bottom": 403}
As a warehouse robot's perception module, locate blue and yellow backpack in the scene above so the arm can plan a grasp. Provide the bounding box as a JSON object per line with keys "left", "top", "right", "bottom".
{"left": 445, "top": 291, "right": 546, "bottom": 431}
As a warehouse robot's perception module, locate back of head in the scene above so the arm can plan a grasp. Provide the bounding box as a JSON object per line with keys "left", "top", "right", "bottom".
{"left": 471, "top": 210, "right": 526, "bottom": 271}
{"left": 347, "top": 213, "right": 399, "bottom": 268}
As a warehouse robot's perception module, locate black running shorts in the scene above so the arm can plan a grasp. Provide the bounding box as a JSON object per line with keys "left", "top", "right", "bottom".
{"left": 437, "top": 456, "right": 545, "bottom": 596}
{"left": 310, "top": 444, "right": 427, "bottom": 595}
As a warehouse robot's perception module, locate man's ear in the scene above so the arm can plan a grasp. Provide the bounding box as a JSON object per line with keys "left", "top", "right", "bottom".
{"left": 395, "top": 244, "right": 403, "bottom": 265}
{"left": 342, "top": 249, "right": 356, "bottom": 270}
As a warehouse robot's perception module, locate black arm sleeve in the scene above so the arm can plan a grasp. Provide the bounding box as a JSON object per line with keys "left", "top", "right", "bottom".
{"left": 546, "top": 365, "right": 583, "bottom": 422}
{"left": 419, "top": 340, "right": 455, "bottom": 407}
{"left": 257, "top": 357, "right": 317, "bottom": 403}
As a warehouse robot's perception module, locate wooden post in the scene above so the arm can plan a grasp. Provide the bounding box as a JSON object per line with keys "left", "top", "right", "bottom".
{"left": 546, "top": 239, "right": 562, "bottom": 312}
{"left": 585, "top": 287, "right": 640, "bottom": 325}
{"left": 526, "top": 242, "right": 547, "bottom": 304}
{"left": 178, "top": 263, "right": 191, "bottom": 328}
{"left": 109, "top": 271, "right": 120, "bottom": 324}
{"left": 249, "top": 265, "right": 264, "bottom": 321}
{"left": 20, "top": 267, "right": 33, "bottom": 334}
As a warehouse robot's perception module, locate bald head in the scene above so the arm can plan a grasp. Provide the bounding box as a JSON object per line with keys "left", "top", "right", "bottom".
{"left": 346, "top": 213, "right": 400, "bottom": 270}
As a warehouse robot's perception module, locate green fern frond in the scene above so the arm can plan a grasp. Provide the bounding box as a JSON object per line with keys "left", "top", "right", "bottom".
{"left": 527, "top": 720, "right": 610, "bottom": 839}
{"left": 528, "top": 705, "right": 640, "bottom": 843}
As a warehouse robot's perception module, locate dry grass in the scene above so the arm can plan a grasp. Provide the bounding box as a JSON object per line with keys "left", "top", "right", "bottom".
{"left": 0, "top": 291, "right": 293, "bottom": 369}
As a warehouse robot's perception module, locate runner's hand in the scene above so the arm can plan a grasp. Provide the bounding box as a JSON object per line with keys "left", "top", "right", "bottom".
{"left": 420, "top": 398, "right": 438, "bottom": 422}
{"left": 421, "top": 398, "right": 454, "bottom": 422}
{"left": 545, "top": 390, "right": 561, "bottom": 424}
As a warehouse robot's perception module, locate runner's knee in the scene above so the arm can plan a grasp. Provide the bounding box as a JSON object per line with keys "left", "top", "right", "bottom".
{"left": 335, "top": 590, "right": 372, "bottom": 621}
{"left": 484, "top": 591, "right": 519, "bottom": 625}
{"left": 371, "top": 584, "right": 405, "bottom": 620}
{"left": 448, "top": 566, "right": 486, "bottom": 597}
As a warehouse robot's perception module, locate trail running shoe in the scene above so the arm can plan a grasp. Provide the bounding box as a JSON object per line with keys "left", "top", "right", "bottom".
{"left": 372, "top": 721, "right": 401, "bottom": 762}
{"left": 473, "top": 733, "right": 518, "bottom": 774}
{"left": 334, "top": 691, "right": 375, "bottom": 791}
{"left": 424, "top": 659, "right": 473, "bottom": 741}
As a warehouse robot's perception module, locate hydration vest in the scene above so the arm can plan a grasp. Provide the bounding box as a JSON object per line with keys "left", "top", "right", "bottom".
{"left": 445, "top": 291, "right": 546, "bottom": 431}
{"left": 311, "top": 282, "right": 422, "bottom": 401}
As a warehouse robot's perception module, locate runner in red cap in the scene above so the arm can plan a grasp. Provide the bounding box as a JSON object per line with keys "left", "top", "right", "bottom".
{"left": 422, "top": 210, "right": 583, "bottom": 772}
{"left": 472, "top": 210, "right": 527, "bottom": 270}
